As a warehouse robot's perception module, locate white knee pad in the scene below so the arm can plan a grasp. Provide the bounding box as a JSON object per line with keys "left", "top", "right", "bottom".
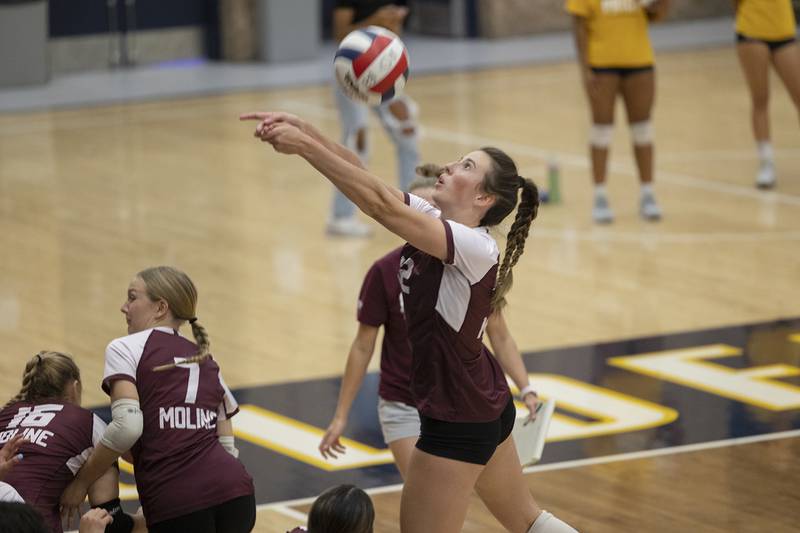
{"left": 528, "top": 510, "right": 579, "bottom": 533}
{"left": 630, "top": 120, "right": 654, "bottom": 145}
{"left": 589, "top": 124, "right": 614, "bottom": 148}
{"left": 378, "top": 95, "right": 419, "bottom": 142}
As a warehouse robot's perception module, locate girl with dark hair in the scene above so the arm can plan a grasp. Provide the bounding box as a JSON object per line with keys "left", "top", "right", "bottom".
{"left": 0, "top": 352, "right": 141, "bottom": 533}
{"left": 59, "top": 266, "right": 255, "bottom": 533}
{"left": 287, "top": 484, "right": 375, "bottom": 533}
{"left": 241, "top": 111, "right": 577, "bottom": 533}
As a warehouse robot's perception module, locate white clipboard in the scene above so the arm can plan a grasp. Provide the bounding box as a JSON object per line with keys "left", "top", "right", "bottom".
{"left": 512, "top": 398, "right": 556, "bottom": 466}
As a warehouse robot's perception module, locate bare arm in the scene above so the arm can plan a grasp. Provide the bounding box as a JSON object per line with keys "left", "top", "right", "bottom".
{"left": 571, "top": 15, "right": 596, "bottom": 99}
{"left": 320, "top": 323, "right": 380, "bottom": 459}
{"left": 86, "top": 466, "right": 119, "bottom": 506}
{"left": 486, "top": 310, "right": 539, "bottom": 420}
{"left": 247, "top": 117, "right": 450, "bottom": 260}
{"left": 217, "top": 416, "right": 234, "bottom": 437}
{"left": 61, "top": 381, "right": 140, "bottom": 525}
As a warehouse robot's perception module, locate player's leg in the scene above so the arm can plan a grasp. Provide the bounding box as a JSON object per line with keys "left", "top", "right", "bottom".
{"left": 771, "top": 41, "right": 800, "bottom": 123}
{"left": 474, "top": 435, "right": 540, "bottom": 532}
{"left": 329, "top": 85, "right": 372, "bottom": 236}
{"left": 213, "top": 493, "right": 257, "bottom": 533}
{"left": 378, "top": 398, "right": 421, "bottom": 480}
{"left": 620, "top": 67, "right": 660, "bottom": 220}
{"left": 737, "top": 37, "right": 774, "bottom": 188}
{"left": 399, "top": 448, "right": 483, "bottom": 533}
{"left": 586, "top": 71, "right": 621, "bottom": 223}
{"left": 376, "top": 94, "right": 420, "bottom": 192}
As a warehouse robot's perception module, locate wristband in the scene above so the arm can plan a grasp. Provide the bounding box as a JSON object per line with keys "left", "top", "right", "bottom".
{"left": 519, "top": 384, "right": 538, "bottom": 399}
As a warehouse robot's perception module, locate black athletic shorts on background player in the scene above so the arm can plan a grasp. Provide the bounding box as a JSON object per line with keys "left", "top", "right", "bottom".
{"left": 416, "top": 398, "right": 516, "bottom": 465}
{"left": 148, "top": 494, "right": 256, "bottom": 533}
{"left": 737, "top": 32, "right": 796, "bottom": 52}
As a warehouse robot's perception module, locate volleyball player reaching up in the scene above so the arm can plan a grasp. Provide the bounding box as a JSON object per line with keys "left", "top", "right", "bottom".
{"left": 0, "top": 351, "right": 142, "bottom": 533}
{"left": 318, "top": 174, "right": 541, "bottom": 481}
{"left": 734, "top": 0, "right": 800, "bottom": 188}
{"left": 242, "top": 110, "right": 577, "bottom": 533}
{"left": 60, "top": 266, "right": 255, "bottom": 533}
{"left": 567, "top": 0, "right": 670, "bottom": 223}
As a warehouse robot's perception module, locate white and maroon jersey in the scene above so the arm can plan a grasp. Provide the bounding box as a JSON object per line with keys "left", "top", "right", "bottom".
{"left": 358, "top": 246, "right": 415, "bottom": 406}
{"left": 400, "top": 193, "right": 511, "bottom": 422}
{"left": 102, "top": 327, "right": 254, "bottom": 526}
{"left": 0, "top": 401, "right": 106, "bottom": 532}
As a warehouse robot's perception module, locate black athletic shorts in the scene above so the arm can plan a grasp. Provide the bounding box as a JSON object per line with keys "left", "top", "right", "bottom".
{"left": 416, "top": 398, "right": 516, "bottom": 465}
{"left": 148, "top": 494, "right": 256, "bottom": 533}
{"left": 737, "top": 32, "right": 796, "bottom": 52}
{"left": 591, "top": 65, "right": 654, "bottom": 77}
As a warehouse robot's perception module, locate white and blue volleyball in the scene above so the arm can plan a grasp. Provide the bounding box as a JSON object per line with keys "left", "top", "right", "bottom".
{"left": 334, "top": 26, "right": 410, "bottom": 106}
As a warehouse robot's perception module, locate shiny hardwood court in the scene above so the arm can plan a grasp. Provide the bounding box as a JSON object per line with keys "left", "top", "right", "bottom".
{"left": 1, "top": 45, "right": 799, "bottom": 532}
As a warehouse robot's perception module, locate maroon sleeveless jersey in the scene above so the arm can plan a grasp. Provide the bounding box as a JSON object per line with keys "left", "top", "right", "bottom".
{"left": 400, "top": 193, "right": 511, "bottom": 422}
{"left": 102, "top": 327, "right": 254, "bottom": 526}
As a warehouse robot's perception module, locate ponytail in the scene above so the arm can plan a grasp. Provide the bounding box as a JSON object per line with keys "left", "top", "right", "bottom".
{"left": 491, "top": 177, "right": 539, "bottom": 310}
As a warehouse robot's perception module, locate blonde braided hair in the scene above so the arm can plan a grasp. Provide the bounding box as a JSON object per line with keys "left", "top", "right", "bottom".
{"left": 133, "top": 266, "right": 211, "bottom": 372}
{"left": 5, "top": 351, "right": 80, "bottom": 408}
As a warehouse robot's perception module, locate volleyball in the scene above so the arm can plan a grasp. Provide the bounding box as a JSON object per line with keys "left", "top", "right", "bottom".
{"left": 334, "top": 26, "right": 410, "bottom": 106}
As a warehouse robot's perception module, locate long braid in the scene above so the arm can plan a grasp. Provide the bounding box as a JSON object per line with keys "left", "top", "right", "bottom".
{"left": 491, "top": 178, "right": 539, "bottom": 310}
{"left": 152, "top": 318, "right": 211, "bottom": 371}
{"left": 4, "top": 355, "right": 41, "bottom": 408}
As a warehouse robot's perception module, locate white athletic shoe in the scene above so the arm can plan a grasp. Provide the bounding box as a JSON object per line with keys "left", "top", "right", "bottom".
{"left": 326, "top": 216, "right": 373, "bottom": 237}
{"left": 640, "top": 192, "right": 662, "bottom": 221}
{"left": 592, "top": 194, "right": 614, "bottom": 224}
{"left": 756, "top": 162, "right": 776, "bottom": 189}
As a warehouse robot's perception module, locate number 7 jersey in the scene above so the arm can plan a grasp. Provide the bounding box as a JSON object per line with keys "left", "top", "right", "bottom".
{"left": 102, "top": 326, "right": 254, "bottom": 526}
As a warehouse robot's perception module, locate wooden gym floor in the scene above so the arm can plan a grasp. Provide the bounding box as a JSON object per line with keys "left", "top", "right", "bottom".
{"left": 1, "top": 45, "right": 799, "bottom": 531}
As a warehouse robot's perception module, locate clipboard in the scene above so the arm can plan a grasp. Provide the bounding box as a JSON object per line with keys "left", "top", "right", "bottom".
{"left": 511, "top": 398, "right": 556, "bottom": 466}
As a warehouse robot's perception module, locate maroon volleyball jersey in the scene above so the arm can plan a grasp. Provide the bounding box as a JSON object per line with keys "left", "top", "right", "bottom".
{"left": 102, "top": 327, "right": 254, "bottom": 526}
{"left": 0, "top": 401, "right": 106, "bottom": 532}
{"left": 400, "top": 193, "right": 511, "bottom": 422}
{"left": 358, "top": 246, "right": 415, "bottom": 406}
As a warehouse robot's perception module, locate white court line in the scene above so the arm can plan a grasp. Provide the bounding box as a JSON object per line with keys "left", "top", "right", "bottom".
{"left": 258, "top": 429, "right": 800, "bottom": 516}
{"left": 533, "top": 228, "right": 800, "bottom": 244}
{"left": 270, "top": 504, "right": 312, "bottom": 522}
{"left": 275, "top": 99, "right": 800, "bottom": 209}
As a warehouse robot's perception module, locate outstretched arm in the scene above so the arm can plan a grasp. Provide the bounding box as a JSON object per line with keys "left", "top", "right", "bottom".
{"left": 486, "top": 310, "right": 539, "bottom": 421}
{"left": 61, "top": 381, "right": 141, "bottom": 527}
{"left": 320, "top": 323, "right": 380, "bottom": 459}
{"left": 242, "top": 113, "right": 450, "bottom": 261}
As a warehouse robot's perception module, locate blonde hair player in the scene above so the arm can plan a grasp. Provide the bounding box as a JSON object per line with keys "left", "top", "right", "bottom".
{"left": 0, "top": 351, "right": 143, "bottom": 533}
{"left": 241, "top": 110, "right": 577, "bottom": 533}
{"left": 734, "top": 0, "right": 800, "bottom": 189}
{"left": 327, "top": 0, "right": 420, "bottom": 237}
{"left": 59, "top": 266, "right": 255, "bottom": 532}
{"left": 567, "top": 0, "right": 670, "bottom": 223}
{"left": 319, "top": 172, "right": 542, "bottom": 483}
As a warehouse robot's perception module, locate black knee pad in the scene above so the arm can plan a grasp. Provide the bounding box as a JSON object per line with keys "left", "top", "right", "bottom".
{"left": 93, "top": 498, "right": 134, "bottom": 533}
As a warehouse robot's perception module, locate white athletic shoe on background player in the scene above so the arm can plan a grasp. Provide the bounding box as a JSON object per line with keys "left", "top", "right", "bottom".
{"left": 592, "top": 194, "right": 614, "bottom": 224}
{"left": 326, "top": 216, "right": 373, "bottom": 237}
{"left": 640, "top": 191, "right": 662, "bottom": 221}
{"left": 755, "top": 161, "right": 776, "bottom": 189}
